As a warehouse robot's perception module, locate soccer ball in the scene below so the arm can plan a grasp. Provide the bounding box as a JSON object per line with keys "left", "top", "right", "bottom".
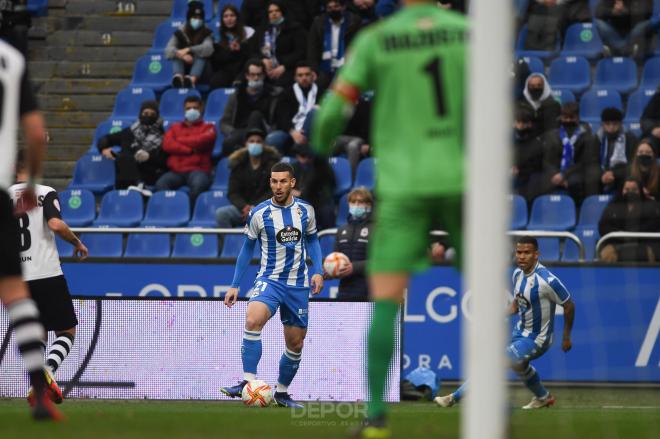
{"left": 241, "top": 380, "right": 273, "bottom": 407}
{"left": 323, "top": 252, "right": 350, "bottom": 277}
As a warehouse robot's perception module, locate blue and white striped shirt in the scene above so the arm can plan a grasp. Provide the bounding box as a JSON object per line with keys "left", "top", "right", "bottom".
{"left": 512, "top": 262, "right": 571, "bottom": 347}
{"left": 245, "top": 198, "right": 317, "bottom": 287}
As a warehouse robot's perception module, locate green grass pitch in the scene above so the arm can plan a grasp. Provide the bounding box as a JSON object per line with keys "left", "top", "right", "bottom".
{"left": 1, "top": 388, "right": 658, "bottom": 439}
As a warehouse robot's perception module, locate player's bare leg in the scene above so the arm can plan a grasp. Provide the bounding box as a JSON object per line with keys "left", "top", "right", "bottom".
{"left": 274, "top": 325, "right": 306, "bottom": 408}
{"left": 221, "top": 301, "right": 272, "bottom": 398}
{"left": 0, "top": 277, "right": 62, "bottom": 421}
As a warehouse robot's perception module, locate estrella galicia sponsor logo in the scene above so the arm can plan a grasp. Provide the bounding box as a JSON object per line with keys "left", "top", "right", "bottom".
{"left": 277, "top": 226, "right": 302, "bottom": 247}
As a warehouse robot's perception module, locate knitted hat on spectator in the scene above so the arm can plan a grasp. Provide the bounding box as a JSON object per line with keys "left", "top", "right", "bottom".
{"left": 245, "top": 127, "right": 266, "bottom": 140}
{"left": 140, "top": 100, "right": 160, "bottom": 117}
{"left": 601, "top": 107, "right": 623, "bottom": 123}
{"left": 187, "top": 0, "right": 205, "bottom": 20}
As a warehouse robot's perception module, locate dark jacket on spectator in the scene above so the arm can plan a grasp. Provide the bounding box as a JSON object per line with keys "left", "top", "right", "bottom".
{"left": 595, "top": 128, "right": 638, "bottom": 190}
{"left": 595, "top": 0, "right": 652, "bottom": 36}
{"left": 274, "top": 83, "right": 325, "bottom": 132}
{"left": 334, "top": 214, "right": 372, "bottom": 300}
{"left": 513, "top": 130, "right": 545, "bottom": 202}
{"left": 347, "top": 1, "right": 378, "bottom": 24}
{"left": 519, "top": 75, "right": 561, "bottom": 137}
{"left": 220, "top": 82, "right": 281, "bottom": 136}
{"left": 209, "top": 38, "right": 250, "bottom": 89}
{"left": 241, "top": 0, "right": 321, "bottom": 30}
{"left": 640, "top": 90, "right": 660, "bottom": 140}
{"left": 307, "top": 11, "right": 362, "bottom": 77}
{"left": 542, "top": 123, "right": 599, "bottom": 179}
{"left": 162, "top": 120, "right": 216, "bottom": 173}
{"left": 226, "top": 145, "right": 281, "bottom": 210}
{"left": 250, "top": 17, "right": 307, "bottom": 74}
{"left": 564, "top": 0, "right": 593, "bottom": 24}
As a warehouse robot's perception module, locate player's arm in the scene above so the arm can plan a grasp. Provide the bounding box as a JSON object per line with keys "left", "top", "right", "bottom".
{"left": 225, "top": 237, "right": 257, "bottom": 307}
{"left": 306, "top": 233, "right": 324, "bottom": 295}
{"left": 43, "top": 191, "right": 88, "bottom": 260}
{"left": 561, "top": 298, "right": 575, "bottom": 352}
{"left": 509, "top": 298, "right": 519, "bottom": 316}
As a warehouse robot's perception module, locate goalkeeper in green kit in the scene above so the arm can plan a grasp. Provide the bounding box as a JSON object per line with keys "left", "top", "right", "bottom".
{"left": 311, "top": 1, "right": 467, "bottom": 437}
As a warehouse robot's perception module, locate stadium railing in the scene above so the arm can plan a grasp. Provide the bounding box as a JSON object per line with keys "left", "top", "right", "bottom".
{"left": 595, "top": 232, "right": 660, "bottom": 259}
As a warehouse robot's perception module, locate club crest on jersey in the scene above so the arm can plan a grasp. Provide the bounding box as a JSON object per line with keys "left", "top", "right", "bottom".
{"left": 276, "top": 225, "right": 302, "bottom": 247}
{"left": 297, "top": 207, "right": 303, "bottom": 217}
{"left": 515, "top": 293, "right": 530, "bottom": 311}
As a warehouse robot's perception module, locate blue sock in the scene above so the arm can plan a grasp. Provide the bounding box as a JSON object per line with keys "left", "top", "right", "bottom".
{"left": 518, "top": 365, "right": 548, "bottom": 398}
{"left": 452, "top": 382, "right": 467, "bottom": 402}
{"left": 276, "top": 348, "right": 302, "bottom": 392}
{"left": 242, "top": 329, "right": 262, "bottom": 380}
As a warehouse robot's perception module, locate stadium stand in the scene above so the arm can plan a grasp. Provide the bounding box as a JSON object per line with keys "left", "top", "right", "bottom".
{"left": 171, "top": 0, "right": 214, "bottom": 20}
{"left": 511, "top": 194, "right": 528, "bottom": 230}
{"left": 624, "top": 88, "right": 656, "bottom": 125}
{"left": 59, "top": 189, "right": 96, "bottom": 227}
{"left": 190, "top": 190, "right": 231, "bottom": 227}
{"left": 79, "top": 233, "right": 124, "bottom": 258}
{"left": 68, "top": 154, "right": 115, "bottom": 195}
{"left": 210, "top": 158, "right": 231, "bottom": 192}
{"left": 551, "top": 89, "right": 576, "bottom": 104}
{"left": 172, "top": 233, "right": 219, "bottom": 258}
{"left": 578, "top": 194, "right": 612, "bottom": 228}
{"left": 320, "top": 235, "right": 336, "bottom": 258}
{"left": 527, "top": 194, "right": 577, "bottom": 231}
{"left": 336, "top": 194, "right": 350, "bottom": 227}
{"left": 55, "top": 236, "right": 74, "bottom": 258}
{"left": 579, "top": 89, "right": 623, "bottom": 124}
{"left": 132, "top": 53, "right": 174, "bottom": 93}
{"left": 124, "top": 233, "right": 171, "bottom": 258}
{"left": 353, "top": 158, "right": 375, "bottom": 191}
{"left": 518, "top": 56, "right": 544, "bottom": 74}
{"left": 142, "top": 191, "right": 191, "bottom": 227}
{"left": 593, "top": 57, "right": 638, "bottom": 94}
{"left": 159, "top": 88, "right": 202, "bottom": 121}
{"left": 220, "top": 234, "right": 260, "bottom": 258}
{"left": 548, "top": 56, "right": 591, "bottom": 93}
{"left": 329, "top": 157, "right": 352, "bottom": 198}
{"left": 515, "top": 24, "right": 559, "bottom": 59}
{"left": 640, "top": 56, "right": 660, "bottom": 88}
{"left": 94, "top": 190, "right": 144, "bottom": 227}
{"left": 151, "top": 19, "right": 185, "bottom": 53}
{"left": 111, "top": 86, "right": 157, "bottom": 123}
{"left": 561, "top": 22, "right": 603, "bottom": 60}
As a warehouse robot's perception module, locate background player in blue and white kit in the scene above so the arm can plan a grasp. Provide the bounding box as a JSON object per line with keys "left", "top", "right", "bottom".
{"left": 436, "top": 236, "right": 576, "bottom": 409}
{"left": 221, "top": 162, "right": 324, "bottom": 408}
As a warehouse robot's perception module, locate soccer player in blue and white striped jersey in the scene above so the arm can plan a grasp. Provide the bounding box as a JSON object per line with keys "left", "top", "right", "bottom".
{"left": 436, "top": 236, "right": 576, "bottom": 409}
{"left": 220, "top": 162, "right": 324, "bottom": 408}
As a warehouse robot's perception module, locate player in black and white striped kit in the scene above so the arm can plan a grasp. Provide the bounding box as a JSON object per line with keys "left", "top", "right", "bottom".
{"left": 9, "top": 153, "right": 89, "bottom": 406}
{"left": 0, "top": 37, "right": 61, "bottom": 420}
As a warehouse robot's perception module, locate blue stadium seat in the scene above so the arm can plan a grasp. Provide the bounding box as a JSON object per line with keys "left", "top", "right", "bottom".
{"left": 329, "top": 157, "right": 352, "bottom": 198}
{"left": 211, "top": 158, "right": 231, "bottom": 191}
{"left": 69, "top": 154, "right": 115, "bottom": 194}
{"left": 55, "top": 236, "right": 73, "bottom": 257}
{"left": 511, "top": 195, "right": 528, "bottom": 230}
{"left": 578, "top": 194, "right": 611, "bottom": 227}
{"left": 353, "top": 158, "right": 375, "bottom": 190}
{"left": 336, "top": 193, "right": 349, "bottom": 227}
{"left": 93, "top": 119, "right": 128, "bottom": 149}
{"left": 537, "top": 238, "right": 560, "bottom": 262}
{"left": 625, "top": 88, "right": 656, "bottom": 124}
{"left": 204, "top": 88, "right": 235, "bottom": 121}
{"left": 131, "top": 53, "right": 173, "bottom": 93}
{"left": 579, "top": 89, "right": 623, "bottom": 124}
{"left": 210, "top": 123, "right": 225, "bottom": 159}
{"left": 562, "top": 227, "right": 599, "bottom": 261}
{"left": 221, "top": 234, "right": 259, "bottom": 258}
{"left": 111, "top": 86, "right": 156, "bottom": 122}
{"left": 159, "top": 88, "right": 202, "bottom": 121}
{"left": 151, "top": 19, "right": 185, "bottom": 53}
{"left": 190, "top": 190, "right": 230, "bottom": 227}
{"left": 219, "top": 0, "right": 243, "bottom": 10}
{"left": 142, "top": 191, "right": 190, "bottom": 227}
{"left": 561, "top": 22, "right": 603, "bottom": 59}
{"left": 548, "top": 56, "right": 591, "bottom": 93}
{"left": 172, "top": 233, "right": 219, "bottom": 258}
{"left": 79, "top": 232, "right": 123, "bottom": 257}
{"left": 94, "top": 190, "right": 144, "bottom": 227}
{"left": 171, "top": 0, "right": 214, "bottom": 20}
{"left": 641, "top": 57, "right": 660, "bottom": 88}
{"left": 551, "top": 88, "right": 576, "bottom": 104}
{"left": 515, "top": 24, "right": 559, "bottom": 59}
{"left": 27, "top": 0, "right": 48, "bottom": 16}
{"left": 59, "top": 189, "right": 96, "bottom": 227}
{"left": 593, "top": 57, "right": 637, "bottom": 94}
{"left": 527, "top": 194, "right": 576, "bottom": 231}
{"left": 320, "top": 234, "right": 336, "bottom": 258}
{"left": 518, "top": 56, "right": 544, "bottom": 74}
{"left": 124, "top": 233, "right": 171, "bottom": 258}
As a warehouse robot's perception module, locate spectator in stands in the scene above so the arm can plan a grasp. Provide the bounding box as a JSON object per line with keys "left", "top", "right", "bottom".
{"left": 598, "top": 176, "right": 660, "bottom": 262}
{"left": 155, "top": 96, "right": 216, "bottom": 202}
{"left": 165, "top": 0, "right": 214, "bottom": 89}
{"left": 519, "top": 73, "right": 561, "bottom": 137}
{"left": 348, "top": 0, "right": 378, "bottom": 24}
{"left": 241, "top": 0, "right": 322, "bottom": 30}
{"left": 594, "top": 0, "right": 660, "bottom": 57}
{"left": 267, "top": 61, "right": 322, "bottom": 156}
{"left": 0, "top": 0, "right": 32, "bottom": 54}
{"left": 334, "top": 93, "right": 373, "bottom": 176}
{"left": 541, "top": 101, "right": 600, "bottom": 204}
{"left": 513, "top": 105, "right": 545, "bottom": 203}
{"left": 215, "top": 127, "right": 281, "bottom": 228}
{"left": 517, "top": 1, "right": 592, "bottom": 31}
{"left": 220, "top": 59, "right": 281, "bottom": 156}
{"left": 328, "top": 187, "right": 373, "bottom": 300}
{"left": 376, "top": 0, "right": 399, "bottom": 17}
{"left": 520, "top": 0, "right": 563, "bottom": 51}
{"left": 596, "top": 107, "right": 638, "bottom": 194}
{"left": 209, "top": 5, "right": 255, "bottom": 90}
{"left": 291, "top": 144, "right": 336, "bottom": 229}
{"left": 639, "top": 86, "right": 660, "bottom": 156}
{"left": 97, "top": 100, "right": 167, "bottom": 194}
{"left": 630, "top": 140, "right": 660, "bottom": 200}
{"left": 250, "top": 1, "right": 307, "bottom": 86}
{"left": 308, "top": 0, "right": 362, "bottom": 89}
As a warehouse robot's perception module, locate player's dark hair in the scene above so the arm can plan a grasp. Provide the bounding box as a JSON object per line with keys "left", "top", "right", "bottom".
{"left": 517, "top": 236, "right": 538, "bottom": 250}
{"left": 271, "top": 162, "right": 295, "bottom": 177}
{"left": 184, "top": 95, "right": 202, "bottom": 106}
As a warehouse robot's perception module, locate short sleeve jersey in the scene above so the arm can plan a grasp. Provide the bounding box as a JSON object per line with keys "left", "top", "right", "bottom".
{"left": 338, "top": 4, "right": 467, "bottom": 197}
{"left": 245, "top": 198, "right": 317, "bottom": 287}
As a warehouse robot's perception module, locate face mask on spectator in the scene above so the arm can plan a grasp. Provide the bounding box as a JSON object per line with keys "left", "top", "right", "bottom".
{"left": 271, "top": 16, "right": 284, "bottom": 26}
{"left": 185, "top": 108, "right": 201, "bottom": 122}
{"left": 514, "top": 127, "right": 531, "bottom": 140}
{"left": 328, "top": 10, "right": 343, "bottom": 20}
{"left": 248, "top": 142, "right": 263, "bottom": 156}
{"left": 190, "top": 18, "right": 203, "bottom": 30}
{"left": 528, "top": 87, "right": 543, "bottom": 100}
{"left": 637, "top": 154, "right": 654, "bottom": 168}
{"left": 140, "top": 114, "right": 157, "bottom": 125}
{"left": 623, "top": 191, "right": 640, "bottom": 203}
{"left": 248, "top": 79, "right": 264, "bottom": 91}
{"left": 562, "top": 120, "right": 578, "bottom": 129}
{"left": 349, "top": 204, "right": 369, "bottom": 219}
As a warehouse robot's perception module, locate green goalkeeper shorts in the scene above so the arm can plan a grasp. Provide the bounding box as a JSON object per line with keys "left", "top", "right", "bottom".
{"left": 367, "top": 194, "right": 463, "bottom": 274}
